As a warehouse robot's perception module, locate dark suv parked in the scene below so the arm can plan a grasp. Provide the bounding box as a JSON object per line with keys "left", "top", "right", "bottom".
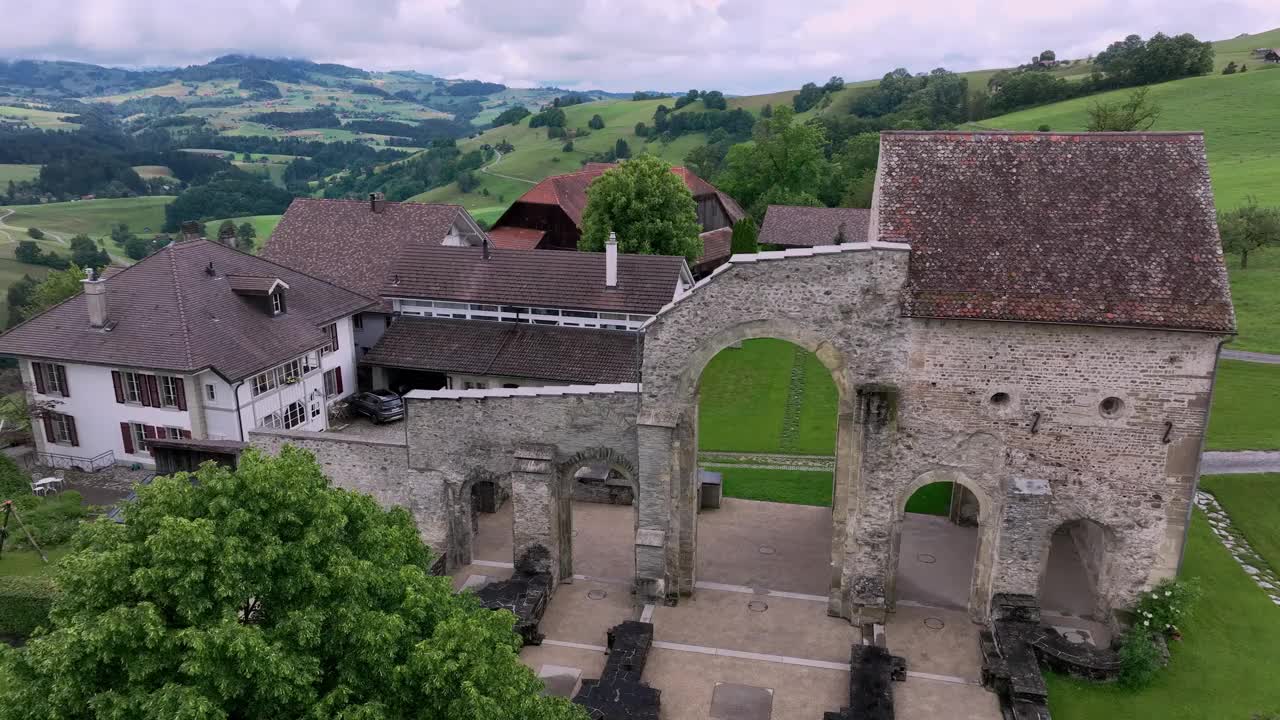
{"left": 348, "top": 389, "right": 404, "bottom": 424}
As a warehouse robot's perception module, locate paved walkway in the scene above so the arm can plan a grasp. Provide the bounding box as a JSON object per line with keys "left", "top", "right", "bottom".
{"left": 1202, "top": 451, "right": 1280, "bottom": 475}
{"left": 1222, "top": 349, "right": 1280, "bottom": 364}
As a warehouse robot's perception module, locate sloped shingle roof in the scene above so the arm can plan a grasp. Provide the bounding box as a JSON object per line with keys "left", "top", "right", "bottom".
{"left": 0, "top": 240, "right": 375, "bottom": 379}
{"left": 878, "top": 131, "right": 1235, "bottom": 333}
{"left": 486, "top": 226, "right": 546, "bottom": 250}
{"left": 759, "top": 206, "right": 871, "bottom": 247}
{"left": 263, "top": 198, "right": 466, "bottom": 304}
{"left": 384, "top": 245, "right": 686, "bottom": 315}
{"left": 364, "top": 316, "right": 639, "bottom": 384}
{"left": 693, "top": 227, "right": 733, "bottom": 273}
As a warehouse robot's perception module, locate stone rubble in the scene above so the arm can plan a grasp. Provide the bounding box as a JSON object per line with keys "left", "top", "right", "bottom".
{"left": 1195, "top": 491, "right": 1280, "bottom": 606}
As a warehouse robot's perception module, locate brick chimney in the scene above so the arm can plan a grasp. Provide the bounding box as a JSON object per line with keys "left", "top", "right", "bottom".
{"left": 180, "top": 220, "right": 202, "bottom": 242}
{"left": 605, "top": 231, "right": 618, "bottom": 288}
{"left": 370, "top": 192, "right": 385, "bottom": 213}
{"left": 81, "top": 267, "right": 109, "bottom": 328}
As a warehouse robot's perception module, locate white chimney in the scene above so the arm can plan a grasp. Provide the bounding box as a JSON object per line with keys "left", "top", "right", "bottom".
{"left": 82, "top": 268, "right": 109, "bottom": 328}
{"left": 605, "top": 231, "right": 618, "bottom": 288}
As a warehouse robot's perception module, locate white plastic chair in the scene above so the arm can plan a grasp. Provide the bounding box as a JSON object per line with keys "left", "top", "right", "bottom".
{"left": 30, "top": 475, "right": 59, "bottom": 496}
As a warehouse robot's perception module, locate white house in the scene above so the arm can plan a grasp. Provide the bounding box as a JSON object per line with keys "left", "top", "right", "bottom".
{"left": 0, "top": 238, "right": 374, "bottom": 469}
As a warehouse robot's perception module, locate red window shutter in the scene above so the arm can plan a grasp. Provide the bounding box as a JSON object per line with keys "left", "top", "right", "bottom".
{"left": 174, "top": 377, "right": 187, "bottom": 410}
{"left": 55, "top": 365, "right": 69, "bottom": 398}
{"left": 139, "top": 375, "right": 152, "bottom": 407}
{"left": 335, "top": 367, "right": 343, "bottom": 394}
{"left": 120, "top": 422, "right": 134, "bottom": 454}
{"left": 111, "top": 371, "right": 125, "bottom": 404}
{"left": 145, "top": 375, "right": 161, "bottom": 407}
{"left": 33, "top": 362, "right": 46, "bottom": 395}
{"left": 180, "top": 429, "right": 192, "bottom": 439}
{"left": 42, "top": 415, "right": 55, "bottom": 444}
{"left": 66, "top": 415, "right": 79, "bottom": 447}
{"left": 142, "top": 425, "right": 157, "bottom": 456}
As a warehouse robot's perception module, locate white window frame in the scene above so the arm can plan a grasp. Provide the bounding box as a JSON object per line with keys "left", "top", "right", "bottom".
{"left": 206, "top": 384, "right": 216, "bottom": 401}
{"left": 159, "top": 375, "right": 180, "bottom": 408}
{"left": 36, "top": 363, "right": 67, "bottom": 396}
{"left": 123, "top": 371, "right": 144, "bottom": 404}
{"left": 391, "top": 298, "right": 651, "bottom": 330}
{"left": 49, "top": 413, "right": 73, "bottom": 444}
{"left": 271, "top": 293, "right": 284, "bottom": 314}
{"left": 323, "top": 368, "right": 340, "bottom": 398}
{"left": 320, "top": 324, "right": 338, "bottom": 355}
{"left": 129, "top": 422, "right": 149, "bottom": 453}
{"left": 250, "top": 353, "right": 322, "bottom": 398}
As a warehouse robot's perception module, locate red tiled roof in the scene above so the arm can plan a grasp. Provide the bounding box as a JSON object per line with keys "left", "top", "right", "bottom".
{"left": 879, "top": 131, "right": 1235, "bottom": 333}
{"left": 759, "top": 206, "right": 870, "bottom": 247}
{"left": 693, "top": 227, "right": 733, "bottom": 273}
{"left": 263, "top": 198, "right": 468, "bottom": 308}
{"left": 363, "top": 316, "right": 639, "bottom": 384}
{"left": 511, "top": 163, "right": 725, "bottom": 227}
{"left": 383, "top": 245, "right": 686, "bottom": 315}
{"left": 486, "top": 226, "right": 546, "bottom": 250}
{"left": 0, "top": 240, "right": 376, "bottom": 379}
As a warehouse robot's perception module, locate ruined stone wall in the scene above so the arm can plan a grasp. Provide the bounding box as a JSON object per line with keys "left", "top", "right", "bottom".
{"left": 249, "top": 428, "right": 447, "bottom": 549}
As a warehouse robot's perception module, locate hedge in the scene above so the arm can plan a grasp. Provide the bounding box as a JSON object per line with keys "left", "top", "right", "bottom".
{"left": 0, "top": 575, "right": 57, "bottom": 637}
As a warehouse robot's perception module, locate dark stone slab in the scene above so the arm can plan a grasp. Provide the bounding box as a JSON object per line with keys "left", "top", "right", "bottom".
{"left": 476, "top": 547, "right": 553, "bottom": 646}
{"left": 824, "top": 644, "right": 905, "bottom": 720}
{"left": 573, "top": 621, "right": 661, "bottom": 720}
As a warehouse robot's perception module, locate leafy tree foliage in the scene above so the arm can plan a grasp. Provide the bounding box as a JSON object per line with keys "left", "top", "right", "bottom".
{"left": 492, "top": 105, "right": 531, "bottom": 127}
{"left": 236, "top": 222, "right": 258, "bottom": 251}
{"left": 1222, "top": 61, "right": 1238, "bottom": 75}
{"left": 25, "top": 227, "right": 42, "bottom": 240}
{"left": 245, "top": 108, "right": 342, "bottom": 129}
{"left": 580, "top": 154, "right": 701, "bottom": 262}
{"left": 1094, "top": 32, "right": 1213, "bottom": 86}
{"left": 673, "top": 89, "right": 701, "bottom": 110}
{"left": 793, "top": 82, "right": 826, "bottom": 113}
{"left": 0, "top": 447, "right": 584, "bottom": 720}
{"left": 702, "top": 91, "right": 727, "bottom": 110}
{"left": 650, "top": 106, "right": 754, "bottom": 141}
{"left": 614, "top": 139, "right": 631, "bottom": 159}
{"left": 13, "top": 241, "right": 69, "bottom": 270}
{"left": 716, "top": 106, "right": 830, "bottom": 219}
{"left": 163, "top": 170, "right": 293, "bottom": 231}
{"left": 730, "top": 217, "right": 758, "bottom": 254}
{"left": 849, "top": 67, "right": 967, "bottom": 125}
{"left": 1086, "top": 87, "right": 1161, "bottom": 131}
{"left": 69, "top": 234, "right": 109, "bottom": 270}
{"left": 588, "top": 114, "right": 605, "bottom": 130}
{"left": 5, "top": 274, "right": 39, "bottom": 328}
{"left": 22, "top": 264, "right": 85, "bottom": 319}
{"left": 441, "top": 79, "right": 506, "bottom": 96}
{"left": 1039, "top": 50, "right": 1057, "bottom": 62}
{"left": 217, "top": 219, "right": 237, "bottom": 244}
{"left": 528, "top": 107, "right": 566, "bottom": 129}
{"left": 1219, "top": 197, "right": 1280, "bottom": 269}
{"left": 634, "top": 121, "right": 647, "bottom": 136}
{"left": 562, "top": 141, "right": 575, "bottom": 152}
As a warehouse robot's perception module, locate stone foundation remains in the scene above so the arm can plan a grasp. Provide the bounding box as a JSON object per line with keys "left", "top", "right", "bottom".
{"left": 573, "top": 620, "right": 660, "bottom": 720}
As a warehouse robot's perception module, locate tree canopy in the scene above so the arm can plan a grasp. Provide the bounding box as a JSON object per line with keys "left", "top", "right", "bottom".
{"left": 716, "top": 106, "right": 830, "bottom": 219}
{"left": 580, "top": 154, "right": 702, "bottom": 262}
{"left": 1086, "top": 87, "right": 1161, "bottom": 131}
{"left": 0, "top": 447, "right": 584, "bottom": 720}
{"left": 1219, "top": 197, "right": 1280, "bottom": 270}
{"left": 21, "top": 263, "right": 85, "bottom": 320}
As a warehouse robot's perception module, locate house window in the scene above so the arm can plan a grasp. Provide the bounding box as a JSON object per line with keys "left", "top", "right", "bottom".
{"left": 323, "top": 368, "right": 342, "bottom": 398}
{"left": 310, "top": 401, "right": 321, "bottom": 418}
{"left": 320, "top": 323, "right": 339, "bottom": 355}
{"left": 283, "top": 401, "right": 306, "bottom": 429}
{"left": 206, "top": 384, "right": 216, "bottom": 401}
{"left": 251, "top": 369, "right": 277, "bottom": 397}
{"left": 33, "top": 362, "right": 68, "bottom": 397}
{"left": 301, "top": 352, "right": 320, "bottom": 374}
{"left": 161, "top": 426, "right": 184, "bottom": 439}
{"left": 271, "top": 292, "right": 285, "bottom": 314}
{"left": 353, "top": 314, "right": 363, "bottom": 330}
{"left": 130, "top": 422, "right": 149, "bottom": 453}
{"left": 159, "top": 376, "right": 180, "bottom": 408}
{"left": 123, "top": 372, "right": 144, "bottom": 404}
{"left": 259, "top": 411, "right": 282, "bottom": 430}
{"left": 463, "top": 381, "right": 488, "bottom": 390}
{"left": 48, "top": 413, "right": 74, "bottom": 444}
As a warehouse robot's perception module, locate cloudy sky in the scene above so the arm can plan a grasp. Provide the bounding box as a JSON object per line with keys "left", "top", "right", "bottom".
{"left": 2, "top": 0, "right": 1277, "bottom": 94}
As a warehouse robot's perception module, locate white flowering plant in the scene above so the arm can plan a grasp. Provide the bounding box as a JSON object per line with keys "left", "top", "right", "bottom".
{"left": 1133, "top": 578, "right": 1201, "bottom": 637}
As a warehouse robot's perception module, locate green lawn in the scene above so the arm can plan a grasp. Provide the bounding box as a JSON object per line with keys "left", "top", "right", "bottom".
{"left": 0, "top": 164, "right": 41, "bottom": 184}
{"left": 0, "top": 258, "right": 50, "bottom": 323}
{"left": 1227, "top": 249, "right": 1280, "bottom": 354}
{"left": 718, "top": 467, "right": 833, "bottom": 506}
{"left": 1047, "top": 511, "right": 1280, "bottom": 719}
{"left": 1206, "top": 360, "right": 1280, "bottom": 451}
{"left": 0, "top": 547, "right": 70, "bottom": 577}
{"left": 202, "top": 214, "right": 282, "bottom": 251}
{"left": 1199, "top": 474, "right": 1280, "bottom": 572}
{"left": 904, "top": 482, "right": 952, "bottom": 516}
{"left": 698, "top": 338, "right": 838, "bottom": 455}
{"left": 2, "top": 196, "right": 172, "bottom": 239}
{"left": 0, "top": 105, "right": 79, "bottom": 130}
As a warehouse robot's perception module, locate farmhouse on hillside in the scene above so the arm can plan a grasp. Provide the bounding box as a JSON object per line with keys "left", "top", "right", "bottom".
{"left": 486, "top": 162, "right": 746, "bottom": 274}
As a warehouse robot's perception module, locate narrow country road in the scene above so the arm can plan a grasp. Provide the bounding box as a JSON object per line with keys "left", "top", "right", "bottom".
{"left": 1201, "top": 451, "right": 1280, "bottom": 475}
{"left": 0, "top": 208, "right": 68, "bottom": 245}
{"left": 1222, "top": 349, "right": 1280, "bottom": 365}
{"left": 480, "top": 148, "right": 537, "bottom": 185}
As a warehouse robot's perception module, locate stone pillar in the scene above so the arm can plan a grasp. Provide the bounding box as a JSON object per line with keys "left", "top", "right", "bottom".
{"left": 511, "top": 443, "right": 560, "bottom": 581}
{"left": 949, "top": 485, "right": 981, "bottom": 527}
{"left": 991, "top": 477, "right": 1054, "bottom": 605}
{"left": 829, "top": 411, "right": 857, "bottom": 618}
{"left": 845, "top": 385, "right": 898, "bottom": 624}
{"left": 671, "top": 408, "right": 699, "bottom": 596}
{"left": 635, "top": 423, "right": 674, "bottom": 602}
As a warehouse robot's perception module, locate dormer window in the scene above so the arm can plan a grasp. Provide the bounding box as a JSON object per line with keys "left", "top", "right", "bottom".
{"left": 272, "top": 291, "right": 286, "bottom": 315}
{"left": 227, "top": 275, "right": 290, "bottom": 316}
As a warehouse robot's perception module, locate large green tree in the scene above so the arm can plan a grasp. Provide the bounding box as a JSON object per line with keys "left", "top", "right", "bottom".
{"left": 579, "top": 154, "right": 702, "bottom": 262}
{"left": 1219, "top": 197, "right": 1280, "bottom": 270}
{"left": 21, "top": 264, "right": 86, "bottom": 320}
{"left": 0, "top": 447, "right": 584, "bottom": 720}
{"left": 716, "top": 106, "right": 830, "bottom": 219}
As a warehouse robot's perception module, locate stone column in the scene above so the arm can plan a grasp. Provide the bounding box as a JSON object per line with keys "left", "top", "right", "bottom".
{"left": 635, "top": 423, "right": 674, "bottom": 602}
{"left": 845, "top": 385, "right": 898, "bottom": 624}
{"left": 991, "top": 477, "right": 1054, "bottom": 605}
{"left": 511, "top": 443, "right": 560, "bottom": 581}
{"left": 829, "top": 411, "right": 856, "bottom": 618}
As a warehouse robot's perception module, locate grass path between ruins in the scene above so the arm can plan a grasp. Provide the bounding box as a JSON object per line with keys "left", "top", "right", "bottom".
{"left": 1047, "top": 509, "right": 1280, "bottom": 718}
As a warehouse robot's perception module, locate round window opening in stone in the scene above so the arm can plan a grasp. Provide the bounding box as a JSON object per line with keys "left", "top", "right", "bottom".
{"left": 1099, "top": 396, "right": 1124, "bottom": 417}
{"left": 990, "top": 392, "right": 1011, "bottom": 407}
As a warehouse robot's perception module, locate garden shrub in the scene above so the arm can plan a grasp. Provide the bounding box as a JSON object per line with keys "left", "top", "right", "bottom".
{"left": 0, "top": 576, "right": 57, "bottom": 637}
{"left": 1133, "top": 578, "right": 1202, "bottom": 636}
{"left": 1118, "top": 627, "right": 1163, "bottom": 688}
{"left": 7, "top": 492, "right": 87, "bottom": 550}
{"left": 0, "top": 455, "right": 30, "bottom": 500}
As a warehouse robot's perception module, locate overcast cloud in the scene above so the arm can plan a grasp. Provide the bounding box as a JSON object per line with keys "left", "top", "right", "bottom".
{"left": 1, "top": 0, "right": 1277, "bottom": 93}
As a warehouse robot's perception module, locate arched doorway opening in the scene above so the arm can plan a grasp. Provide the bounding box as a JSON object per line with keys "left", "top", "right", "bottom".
{"left": 691, "top": 337, "right": 841, "bottom": 599}
{"left": 453, "top": 473, "right": 515, "bottom": 591}
{"left": 891, "top": 476, "right": 985, "bottom": 613}
{"left": 1041, "top": 519, "right": 1110, "bottom": 621}
{"left": 557, "top": 450, "right": 639, "bottom": 586}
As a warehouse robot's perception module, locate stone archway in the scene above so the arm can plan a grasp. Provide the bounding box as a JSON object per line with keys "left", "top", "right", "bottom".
{"left": 662, "top": 321, "right": 858, "bottom": 616}
{"left": 1040, "top": 517, "right": 1117, "bottom": 621}
{"left": 449, "top": 469, "right": 506, "bottom": 570}
{"left": 886, "top": 469, "right": 998, "bottom": 621}
{"left": 554, "top": 447, "right": 640, "bottom": 584}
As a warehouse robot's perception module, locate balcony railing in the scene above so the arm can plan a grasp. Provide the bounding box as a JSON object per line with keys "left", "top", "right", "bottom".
{"left": 31, "top": 449, "right": 115, "bottom": 472}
